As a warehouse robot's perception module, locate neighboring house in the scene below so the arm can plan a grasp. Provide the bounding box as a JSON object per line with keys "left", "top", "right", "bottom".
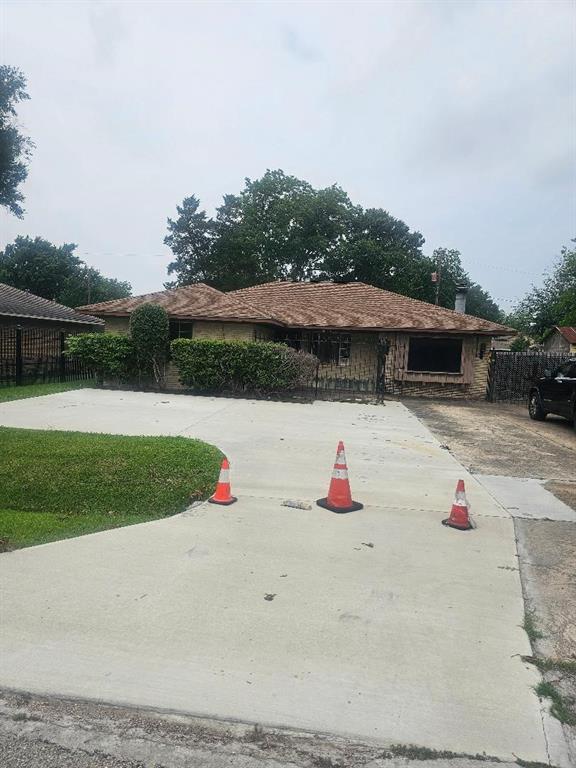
{"left": 80, "top": 280, "right": 515, "bottom": 398}
{"left": 0, "top": 282, "right": 103, "bottom": 332}
{"left": 0, "top": 283, "right": 103, "bottom": 383}
{"left": 543, "top": 326, "right": 576, "bottom": 355}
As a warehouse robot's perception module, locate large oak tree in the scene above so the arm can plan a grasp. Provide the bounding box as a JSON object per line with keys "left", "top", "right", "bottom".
{"left": 165, "top": 170, "right": 502, "bottom": 321}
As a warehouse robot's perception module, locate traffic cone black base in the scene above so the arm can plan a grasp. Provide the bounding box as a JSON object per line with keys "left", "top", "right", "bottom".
{"left": 316, "top": 497, "right": 363, "bottom": 514}
{"left": 208, "top": 496, "right": 237, "bottom": 506}
{"left": 441, "top": 517, "right": 472, "bottom": 531}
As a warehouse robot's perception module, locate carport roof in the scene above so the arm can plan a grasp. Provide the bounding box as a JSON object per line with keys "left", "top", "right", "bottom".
{"left": 80, "top": 280, "right": 515, "bottom": 335}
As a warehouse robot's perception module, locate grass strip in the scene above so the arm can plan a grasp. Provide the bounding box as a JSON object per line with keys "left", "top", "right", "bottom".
{"left": 0, "top": 426, "right": 222, "bottom": 549}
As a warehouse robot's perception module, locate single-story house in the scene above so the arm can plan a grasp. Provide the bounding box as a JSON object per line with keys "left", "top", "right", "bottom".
{"left": 0, "top": 283, "right": 103, "bottom": 382}
{"left": 542, "top": 326, "right": 576, "bottom": 355}
{"left": 0, "top": 282, "right": 103, "bottom": 333}
{"left": 79, "top": 280, "right": 515, "bottom": 398}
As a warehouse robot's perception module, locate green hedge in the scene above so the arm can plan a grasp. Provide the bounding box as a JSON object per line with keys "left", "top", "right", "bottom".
{"left": 65, "top": 333, "right": 136, "bottom": 381}
{"left": 171, "top": 338, "right": 318, "bottom": 393}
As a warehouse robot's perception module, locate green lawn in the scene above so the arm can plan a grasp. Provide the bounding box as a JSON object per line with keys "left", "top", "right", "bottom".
{"left": 0, "top": 426, "right": 222, "bottom": 550}
{"left": 0, "top": 381, "right": 95, "bottom": 404}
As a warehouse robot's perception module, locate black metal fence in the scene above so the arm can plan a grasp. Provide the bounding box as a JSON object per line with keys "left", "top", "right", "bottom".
{"left": 267, "top": 332, "right": 388, "bottom": 401}
{"left": 486, "top": 349, "right": 571, "bottom": 403}
{"left": 0, "top": 326, "right": 94, "bottom": 387}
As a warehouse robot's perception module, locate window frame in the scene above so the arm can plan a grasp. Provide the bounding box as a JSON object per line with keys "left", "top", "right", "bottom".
{"left": 309, "top": 332, "right": 352, "bottom": 367}
{"left": 406, "top": 335, "right": 464, "bottom": 375}
{"left": 169, "top": 320, "right": 194, "bottom": 340}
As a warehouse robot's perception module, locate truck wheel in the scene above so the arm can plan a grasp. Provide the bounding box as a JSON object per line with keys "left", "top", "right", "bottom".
{"left": 528, "top": 391, "right": 547, "bottom": 421}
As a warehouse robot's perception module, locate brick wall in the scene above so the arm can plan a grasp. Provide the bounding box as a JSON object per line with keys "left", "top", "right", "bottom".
{"left": 192, "top": 321, "right": 255, "bottom": 341}
{"left": 470, "top": 352, "right": 490, "bottom": 399}
{"left": 383, "top": 333, "right": 490, "bottom": 400}
{"left": 104, "top": 316, "right": 130, "bottom": 334}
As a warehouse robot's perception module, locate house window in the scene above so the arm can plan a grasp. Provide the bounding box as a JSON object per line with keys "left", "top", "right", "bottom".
{"left": 310, "top": 332, "right": 351, "bottom": 366}
{"left": 274, "top": 330, "right": 303, "bottom": 350}
{"left": 407, "top": 337, "right": 463, "bottom": 373}
{"left": 169, "top": 320, "right": 193, "bottom": 340}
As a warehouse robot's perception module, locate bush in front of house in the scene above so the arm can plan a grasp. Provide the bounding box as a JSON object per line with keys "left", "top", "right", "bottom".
{"left": 129, "top": 303, "right": 170, "bottom": 388}
{"left": 171, "top": 338, "right": 318, "bottom": 393}
{"left": 65, "top": 332, "right": 136, "bottom": 383}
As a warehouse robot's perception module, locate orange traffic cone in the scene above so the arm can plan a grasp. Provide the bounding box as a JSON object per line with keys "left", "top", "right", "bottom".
{"left": 442, "top": 479, "right": 473, "bottom": 530}
{"left": 208, "top": 457, "right": 237, "bottom": 506}
{"left": 317, "top": 441, "right": 363, "bottom": 514}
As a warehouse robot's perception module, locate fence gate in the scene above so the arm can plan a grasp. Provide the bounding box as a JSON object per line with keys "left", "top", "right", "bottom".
{"left": 486, "top": 350, "right": 572, "bottom": 403}
{"left": 313, "top": 337, "right": 388, "bottom": 401}
{"left": 0, "top": 326, "right": 94, "bottom": 387}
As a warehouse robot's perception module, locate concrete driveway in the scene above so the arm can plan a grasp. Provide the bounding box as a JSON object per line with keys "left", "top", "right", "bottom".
{"left": 0, "top": 390, "right": 548, "bottom": 761}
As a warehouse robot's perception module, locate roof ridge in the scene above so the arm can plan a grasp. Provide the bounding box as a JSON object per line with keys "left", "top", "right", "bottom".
{"left": 78, "top": 282, "right": 223, "bottom": 312}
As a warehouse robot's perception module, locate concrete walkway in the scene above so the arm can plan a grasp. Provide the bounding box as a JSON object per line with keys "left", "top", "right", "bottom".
{"left": 476, "top": 474, "right": 576, "bottom": 522}
{"left": 0, "top": 391, "right": 548, "bottom": 762}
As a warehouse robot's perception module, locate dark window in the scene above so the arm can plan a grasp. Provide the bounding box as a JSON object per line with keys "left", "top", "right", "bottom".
{"left": 556, "top": 362, "right": 576, "bottom": 379}
{"left": 274, "top": 329, "right": 303, "bottom": 350}
{"left": 407, "top": 337, "right": 463, "bottom": 373}
{"left": 310, "top": 332, "right": 351, "bottom": 365}
{"left": 169, "top": 320, "right": 193, "bottom": 340}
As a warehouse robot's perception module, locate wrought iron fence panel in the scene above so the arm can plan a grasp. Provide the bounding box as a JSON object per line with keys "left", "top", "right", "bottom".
{"left": 0, "top": 326, "right": 94, "bottom": 387}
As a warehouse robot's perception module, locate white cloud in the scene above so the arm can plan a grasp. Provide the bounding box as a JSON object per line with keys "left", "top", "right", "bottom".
{"left": 0, "top": 0, "right": 574, "bottom": 310}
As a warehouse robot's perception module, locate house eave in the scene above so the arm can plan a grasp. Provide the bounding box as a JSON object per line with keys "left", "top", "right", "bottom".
{"left": 282, "top": 324, "right": 516, "bottom": 336}
{"left": 0, "top": 311, "right": 103, "bottom": 325}
{"left": 94, "top": 311, "right": 284, "bottom": 327}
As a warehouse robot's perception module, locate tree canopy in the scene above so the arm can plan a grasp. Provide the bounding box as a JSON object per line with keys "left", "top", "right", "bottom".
{"left": 165, "top": 170, "right": 503, "bottom": 321}
{"left": 0, "top": 236, "right": 132, "bottom": 307}
{"left": 507, "top": 242, "right": 576, "bottom": 339}
{"left": 0, "top": 66, "right": 34, "bottom": 218}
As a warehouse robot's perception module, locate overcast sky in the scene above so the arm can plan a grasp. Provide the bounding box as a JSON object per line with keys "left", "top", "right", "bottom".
{"left": 1, "top": 0, "right": 574, "bottom": 310}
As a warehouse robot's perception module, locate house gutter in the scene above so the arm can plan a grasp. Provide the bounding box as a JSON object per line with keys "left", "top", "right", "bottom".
{"left": 0, "top": 311, "right": 103, "bottom": 325}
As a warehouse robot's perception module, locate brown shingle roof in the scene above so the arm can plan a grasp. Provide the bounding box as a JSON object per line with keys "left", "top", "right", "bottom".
{"left": 79, "top": 283, "right": 276, "bottom": 324}
{"left": 557, "top": 326, "right": 576, "bottom": 343}
{"left": 0, "top": 283, "right": 103, "bottom": 326}
{"left": 231, "top": 281, "right": 515, "bottom": 335}
{"left": 79, "top": 279, "right": 515, "bottom": 335}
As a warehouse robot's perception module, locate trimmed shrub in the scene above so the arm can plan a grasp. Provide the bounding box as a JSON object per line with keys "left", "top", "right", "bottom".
{"left": 65, "top": 333, "right": 136, "bottom": 382}
{"left": 171, "top": 338, "right": 318, "bottom": 393}
{"left": 129, "top": 303, "right": 169, "bottom": 387}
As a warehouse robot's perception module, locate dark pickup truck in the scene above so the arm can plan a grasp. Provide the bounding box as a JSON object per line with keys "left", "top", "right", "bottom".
{"left": 528, "top": 358, "right": 576, "bottom": 430}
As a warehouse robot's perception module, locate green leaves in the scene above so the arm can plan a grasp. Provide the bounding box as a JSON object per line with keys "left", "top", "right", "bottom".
{"left": 171, "top": 338, "right": 318, "bottom": 393}
{"left": 163, "top": 170, "right": 502, "bottom": 321}
{"left": 65, "top": 333, "right": 136, "bottom": 381}
{"left": 0, "top": 65, "right": 34, "bottom": 218}
{"left": 0, "top": 236, "right": 132, "bottom": 306}
{"left": 130, "top": 304, "right": 170, "bottom": 387}
{"left": 508, "top": 242, "right": 576, "bottom": 338}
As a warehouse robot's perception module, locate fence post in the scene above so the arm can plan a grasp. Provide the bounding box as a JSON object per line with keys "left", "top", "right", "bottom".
{"left": 59, "top": 331, "right": 66, "bottom": 382}
{"left": 15, "top": 326, "right": 23, "bottom": 386}
{"left": 485, "top": 349, "right": 495, "bottom": 402}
